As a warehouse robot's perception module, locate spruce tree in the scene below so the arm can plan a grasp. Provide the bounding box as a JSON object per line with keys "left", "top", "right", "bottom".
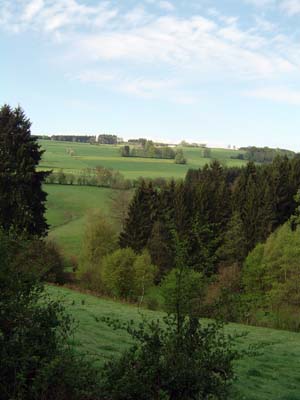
{"left": 272, "top": 156, "right": 294, "bottom": 227}
{"left": 119, "top": 181, "right": 158, "bottom": 252}
{"left": 147, "top": 180, "right": 177, "bottom": 278}
{"left": 0, "top": 105, "right": 49, "bottom": 237}
{"left": 217, "top": 211, "right": 247, "bottom": 266}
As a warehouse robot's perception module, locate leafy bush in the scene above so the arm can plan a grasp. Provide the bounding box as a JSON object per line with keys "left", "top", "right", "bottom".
{"left": 101, "top": 316, "right": 242, "bottom": 400}
{"left": 174, "top": 149, "right": 187, "bottom": 164}
{"left": 5, "top": 236, "right": 68, "bottom": 284}
{"left": 102, "top": 248, "right": 157, "bottom": 301}
{"left": 242, "top": 222, "right": 300, "bottom": 329}
{"left": 204, "top": 264, "right": 244, "bottom": 322}
{"left": 0, "top": 232, "right": 102, "bottom": 400}
{"left": 161, "top": 267, "right": 206, "bottom": 317}
{"left": 78, "top": 212, "right": 118, "bottom": 291}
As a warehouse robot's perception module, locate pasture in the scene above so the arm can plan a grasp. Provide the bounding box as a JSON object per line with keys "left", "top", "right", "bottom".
{"left": 40, "top": 140, "right": 246, "bottom": 180}
{"left": 45, "top": 185, "right": 113, "bottom": 256}
{"left": 49, "top": 285, "right": 300, "bottom": 400}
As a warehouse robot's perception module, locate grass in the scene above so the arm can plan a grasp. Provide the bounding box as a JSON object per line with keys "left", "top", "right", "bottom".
{"left": 48, "top": 285, "right": 300, "bottom": 400}
{"left": 40, "top": 140, "right": 246, "bottom": 180}
{"left": 45, "top": 184, "right": 114, "bottom": 256}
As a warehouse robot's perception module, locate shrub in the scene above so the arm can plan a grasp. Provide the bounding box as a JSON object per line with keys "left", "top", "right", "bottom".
{"left": 78, "top": 212, "right": 118, "bottom": 291}
{"left": 161, "top": 267, "right": 206, "bottom": 318}
{"left": 204, "top": 264, "right": 244, "bottom": 322}
{"left": 101, "top": 316, "right": 243, "bottom": 400}
{"left": 0, "top": 232, "right": 102, "bottom": 400}
{"left": 102, "top": 249, "right": 157, "bottom": 301}
{"left": 242, "top": 222, "right": 300, "bottom": 329}
{"left": 7, "top": 237, "right": 68, "bottom": 284}
{"left": 174, "top": 149, "right": 187, "bottom": 164}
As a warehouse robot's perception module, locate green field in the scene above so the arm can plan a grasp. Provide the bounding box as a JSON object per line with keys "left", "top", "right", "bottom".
{"left": 49, "top": 285, "right": 300, "bottom": 400}
{"left": 46, "top": 185, "right": 113, "bottom": 256}
{"left": 40, "top": 140, "right": 246, "bottom": 180}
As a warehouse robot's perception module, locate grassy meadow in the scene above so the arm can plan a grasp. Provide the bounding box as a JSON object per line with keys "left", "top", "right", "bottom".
{"left": 45, "top": 185, "right": 114, "bottom": 256}
{"left": 40, "top": 140, "right": 246, "bottom": 180}
{"left": 49, "top": 285, "right": 300, "bottom": 400}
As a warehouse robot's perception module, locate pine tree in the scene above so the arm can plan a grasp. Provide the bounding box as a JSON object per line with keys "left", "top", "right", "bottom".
{"left": 119, "top": 181, "right": 158, "bottom": 252}
{"left": 147, "top": 180, "right": 177, "bottom": 279}
{"left": 0, "top": 105, "right": 49, "bottom": 237}
{"left": 147, "top": 220, "right": 174, "bottom": 280}
{"left": 217, "top": 212, "right": 247, "bottom": 266}
{"left": 272, "top": 156, "right": 294, "bottom": 227}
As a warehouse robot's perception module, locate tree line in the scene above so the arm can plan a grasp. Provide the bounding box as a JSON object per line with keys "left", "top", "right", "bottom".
{"left": 232, "top": 146, "right": 295, "bottom": 164}
{"left": 120, "top": 157, "right": 300, "bottom": 279}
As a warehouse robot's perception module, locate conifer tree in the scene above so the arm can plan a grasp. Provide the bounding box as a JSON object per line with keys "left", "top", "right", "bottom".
{"left": 119, "top": 180, "right": 158, "bottom": 252}
{"left": 0, "top": 105, "right": 49, "bottom": 237}
{"left": 147, "top": 180, "right": 177, "bottom": 278}
{"left": 272, "top": 156, "right": 294, "bottom": 227}
{"left": 217, "top": 212, "right": 247, "bottom": 266}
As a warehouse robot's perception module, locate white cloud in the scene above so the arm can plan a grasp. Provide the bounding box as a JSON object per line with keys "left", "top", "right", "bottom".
{"left": 22, "top": 0, "right": 44, "bottom": 21}
{"left": 1, "top": 0, "right": 300, "bottom": 101}
{"left": 254, "top": 16, "right": 275, "bottom": 32}
{"left": 245, "top": 0, "right": 275, "bottom": 6}
{"left": 245, "top": 86, "right": 300, "bottom": 105}
{"left": 280, "top": 0, "right": 300, "bottom": 15}
{"left": 158, "top": 1, "right": 175, "bottom": 12}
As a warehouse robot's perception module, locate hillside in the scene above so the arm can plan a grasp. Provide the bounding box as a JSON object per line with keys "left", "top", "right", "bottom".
{"left": 46, "top": 185, "right": 114, "bottom": 256}
{"left": 39, "top": 140, "right": 246, "bottom": 180}
{"left": 48, "top": 285, "right": 300, "bottom": 400}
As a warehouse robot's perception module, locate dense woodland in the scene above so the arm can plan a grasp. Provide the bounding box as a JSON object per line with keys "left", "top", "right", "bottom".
{"left": 117, "top": 157, "right": 300, "bottom": 328}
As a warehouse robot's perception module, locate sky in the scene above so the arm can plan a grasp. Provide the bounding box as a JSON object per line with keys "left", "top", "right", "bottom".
{"left": 1, "top": 0, "right": 300, "bottom": 149}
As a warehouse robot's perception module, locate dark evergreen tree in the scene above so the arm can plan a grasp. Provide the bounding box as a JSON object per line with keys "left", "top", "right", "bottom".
{"left": 0, "top": 105, "right": 49, "bottom": 237}
{"left": 147, "top": 180, "right": 176, "bottom": 278}
{"left": 272, "top": 155, "right": 294, "bottom": 227}
{"left": 119, "top": 180, "right": 158, "bottom": 252}
{"left": 256, "top": 173, "right": 276, "bottom": 242}
{"left": 217, "top": 211, "right": 247, "bottom": 266}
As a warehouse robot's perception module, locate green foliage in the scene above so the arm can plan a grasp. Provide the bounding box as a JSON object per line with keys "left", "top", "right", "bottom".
{"left": 120, "top": 140, "right": 177, "bottom": 160}
{"left": 78, "top": 212, "right": 118, "bottom": 291}
{"left": 20, "top": 239, "right": 68, "bottom": 284}
{"left": 120, "top": 181, "right": 158, "bottom": 252}
{"left": 102, "top": 248, "right": 157, "bottom": 301}
{"left": 0, "top": 232, "right": 102, "bottom": 400}
{"left": 101, "top": 317, "right": 241, "bottom": 400}
{"left": 243, "top": 222, "right": 300, "bottom": 329}
{"left": 174, "top": 148, "right": 187, "bottom": 164}
{"left": 0, "top": 105, "right": 49, "bottom": 237}
{"left": 217, "top": 212, "right": 246, "bottom": 266}
{"left": 46, "top": 166, "right": 132, "bottom": 190}
{"left": 161, "top": 268, "right": 206, "bottom": 317}
{"left": 203, "top": 147, "right": 212, "bottom": 158}
{"left": 238, "top": 146, "right": 295, "bottom": 163}
{"left": 205, "top": 265, "right": 244, "bottom": 322}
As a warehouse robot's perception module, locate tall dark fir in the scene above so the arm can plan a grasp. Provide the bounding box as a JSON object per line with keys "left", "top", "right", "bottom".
{"left": 0, "top": 105, "right": 49, "bottom": 236}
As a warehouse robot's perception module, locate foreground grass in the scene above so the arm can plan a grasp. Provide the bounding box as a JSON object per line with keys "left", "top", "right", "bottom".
{"left": 40, "top": 140, "right": 246, "bottom": 180}
{"left": 45, "top": 185, "right": 114, "bottom": 256}
{"left": 48, "top": 285, "right": 300, "bottom": 400}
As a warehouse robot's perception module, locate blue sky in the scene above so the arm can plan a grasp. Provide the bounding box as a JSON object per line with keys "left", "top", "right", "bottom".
{"left": 1, "top": 0, "right": 300, "bottom": 149}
